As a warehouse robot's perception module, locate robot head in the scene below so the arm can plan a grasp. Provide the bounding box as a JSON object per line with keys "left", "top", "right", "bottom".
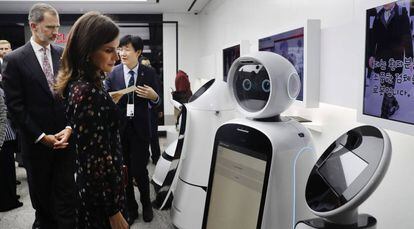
{"left": 227, "top": 51, "right": 300, "bottom": 119}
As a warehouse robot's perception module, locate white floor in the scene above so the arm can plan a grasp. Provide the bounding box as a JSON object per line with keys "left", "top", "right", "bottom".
{"left": 0, "top": 137, "right": 176, "bottom": 229}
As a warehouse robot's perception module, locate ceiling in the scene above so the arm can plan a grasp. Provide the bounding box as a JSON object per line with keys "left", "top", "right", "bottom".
{"left": 0, "top": 0, "right": 211, "bottom": 14}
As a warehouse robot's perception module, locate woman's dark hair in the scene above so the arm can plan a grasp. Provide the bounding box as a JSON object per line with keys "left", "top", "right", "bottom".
{"left": 55, "top": 11, "right": 119, "bottom": 96}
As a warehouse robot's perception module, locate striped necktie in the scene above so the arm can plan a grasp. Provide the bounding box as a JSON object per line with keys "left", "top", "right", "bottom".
{"left": 128, "top": 70, "right": 135, "bottom": 102}
{"left": 41, "top": 47, "right": 55, "bottom": 94}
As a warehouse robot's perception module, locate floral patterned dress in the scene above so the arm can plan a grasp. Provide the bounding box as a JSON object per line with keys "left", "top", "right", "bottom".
{"left": 65, "top": 79, "right": 126, "bottom": 229}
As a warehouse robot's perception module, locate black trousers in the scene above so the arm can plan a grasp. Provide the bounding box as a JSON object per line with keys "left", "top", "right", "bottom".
{"left": 150, "top": 110, "right": 161, "bottom": 162}
{"left": 23, "top": 143, "right": 76, "bottom": 229}
{"left": 15, "top": 132, "right": 23, "bottom": 166}
{"left": 380, "top": 66, "right": 401, "bottom": 118}
{"left": 122, "top": 122, "right": 151, "bottom": 213}
{"left": 0, "top": 140, "right": 19, "bottom": 211}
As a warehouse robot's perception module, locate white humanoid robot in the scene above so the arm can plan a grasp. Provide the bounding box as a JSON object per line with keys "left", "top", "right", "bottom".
{"left": 296, "top": 125, "right": 391, "bottom": 229}
{"left": 201, "top": 51, "right": 317, "bottom": 229}
{"left": 152, "top": 79, "right": 237, "bottom": 211}
{"left": 171, "top": 78, "right": 239, "bottom": 228}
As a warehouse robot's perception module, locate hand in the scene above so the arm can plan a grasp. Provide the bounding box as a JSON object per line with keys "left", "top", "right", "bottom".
{"left": 54, "top": 128, "right": 72, "bottom": 149}
{"left": 135, "top": 84, "right": 158, "bottom": 101}
{"left": 109, "top": 212, "right": 129, "bottom": 229}
{"left": 40, "top": 135, "right": 58, "bottom": 148}
{"left": 110, "top": 92, "right": 123, "bottom": 104}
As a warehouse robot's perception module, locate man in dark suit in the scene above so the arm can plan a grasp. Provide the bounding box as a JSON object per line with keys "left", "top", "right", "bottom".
{"left": 2, "top": 3, "right": 75, "bottom": 229}
{"left": 0, "top": 40, "right": 12, "bottom": 79}
{"left": 368, "top": 2, "right": 413, "bottom": 118}
{"left": 105, "top": 35, "right": 159, "bottom": 224}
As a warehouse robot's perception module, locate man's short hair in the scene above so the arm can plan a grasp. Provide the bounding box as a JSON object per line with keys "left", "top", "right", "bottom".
{"left": 28, "top": 3, "right": 58, "bottom": 23}
{"left": 120, "top": 35, "right": 143, "bottom": 52}
{"left": 0, "top": 40, "right": 11, "bottom": 46}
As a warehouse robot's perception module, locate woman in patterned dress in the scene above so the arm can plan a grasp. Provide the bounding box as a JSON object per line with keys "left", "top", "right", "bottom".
{"left": 55, "top": 12, "right": 128, "bottom": 229}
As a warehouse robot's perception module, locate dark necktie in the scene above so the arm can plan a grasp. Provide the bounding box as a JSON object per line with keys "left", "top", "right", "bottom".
{"left": 128, "top": 70, "right": 135, "bottom": 103}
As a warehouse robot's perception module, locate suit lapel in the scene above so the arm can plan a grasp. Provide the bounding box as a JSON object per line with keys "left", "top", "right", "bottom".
{"left": 22, "top": 43, "right": 53, "bottom": 98}
{"left": 117, "top": 66, "right": 126, "bottom": 89}
{"left": 136, "top": 65, "right": 145, "bottom": 86}
{"left": 50, "top": 45, "right": 60, "bottom": 76}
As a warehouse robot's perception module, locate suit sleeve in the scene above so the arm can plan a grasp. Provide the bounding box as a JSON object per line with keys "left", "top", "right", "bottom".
{"left": 369, "top": 15, "right": 380, "bottom": 59}
{"left": 2, "top": 54, "right": 43, "bottom": 141}
{"left": 147, "top": 67, "right": 160, "bottom": 106}
{"left": 401, "top": 8, "right": 413, "bottom": 58}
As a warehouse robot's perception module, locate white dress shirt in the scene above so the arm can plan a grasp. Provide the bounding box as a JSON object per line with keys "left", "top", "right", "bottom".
{"left": 30, "top": 37, "right": 54, "bottom": 74}
{"left": 123, "top": 64, "right": 139, "bottom": 87}
{"left": 122, "top": 63, "right": 159, "bottom": 104}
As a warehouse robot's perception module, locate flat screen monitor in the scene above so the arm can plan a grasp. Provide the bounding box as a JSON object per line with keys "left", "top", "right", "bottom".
{"left": 318, "top": 146, "right": 369, "bottom": 196}
{"left": 258, "top": 20, "right": 320, "bottom": 108}
{"left": 361, "top": 0, "right": 414, "bottom": 134}
{"left": 223, "top": 44, "right": 240, "bottom": 82}
{"left": 259, "top": 28, "right": 304, "bottom": 101}
{"left": 205, "top": 143, "right": 267, "bottom": 229}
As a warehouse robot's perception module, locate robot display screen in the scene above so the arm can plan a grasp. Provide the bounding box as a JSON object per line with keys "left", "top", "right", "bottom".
{"left": 206, "top": 143, "right": 267, "bottom": 229}
{"left": 259, "top": 27, "right": 304, "bottom": 101}
{"left": 234, "top": 64, "right": 270, "bottom": 112}
{"left": 318, "top": 146, "right": 369, "bottom": 196}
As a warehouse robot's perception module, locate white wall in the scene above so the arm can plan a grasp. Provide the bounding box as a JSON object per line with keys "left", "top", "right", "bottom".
{"left": 186, "top": 0, "right": 414, "bottom": 228}
{"left": 163, "top": 13, "right": 200, "bottom": 115}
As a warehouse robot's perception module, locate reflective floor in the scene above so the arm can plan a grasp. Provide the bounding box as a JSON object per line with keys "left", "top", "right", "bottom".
{"left": 0, "top": 137, "right": 175, "bottom": 229}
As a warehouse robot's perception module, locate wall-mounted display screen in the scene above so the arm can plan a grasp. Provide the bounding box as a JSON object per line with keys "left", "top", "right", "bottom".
{"left": 259, "top": 28, "right": 304, "bottom": 101}
{"left": 205, "top": 143, "right": 267, "bottom": 229}
{"left": 364, "top": 0, "right": 414, "bottom": 124}
{"left": 223, "top": 44, "right": 240, "bottom": 82}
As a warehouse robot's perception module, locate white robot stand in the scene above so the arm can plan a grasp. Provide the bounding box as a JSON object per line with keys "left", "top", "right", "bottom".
{"left": 296, "top": 125, "right": 391, "bottom": 229}
{"left": 201, "top": 51, "right": 317, "bottom": 229}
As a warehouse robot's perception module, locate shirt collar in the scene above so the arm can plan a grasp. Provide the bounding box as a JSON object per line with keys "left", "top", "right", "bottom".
{"left": 384, "top": 4, "right": 396, "bottom": 13}
{"left": 30, "top": 37, "right": 51, "bottom": 53}
{"left": 123, "top": 63, "right": 139, "bottom": 76}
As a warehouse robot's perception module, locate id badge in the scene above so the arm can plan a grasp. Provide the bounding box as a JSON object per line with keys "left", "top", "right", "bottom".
{"left": 127, "top": 104, "right": 134, "bottom": 117}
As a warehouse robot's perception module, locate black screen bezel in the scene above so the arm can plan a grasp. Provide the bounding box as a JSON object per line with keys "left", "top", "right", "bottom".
{"left": 202, "top": 123, "right": 273, "bottom": 229}
{"left": 305, "top": 125, "right": 385, "bottom": 212}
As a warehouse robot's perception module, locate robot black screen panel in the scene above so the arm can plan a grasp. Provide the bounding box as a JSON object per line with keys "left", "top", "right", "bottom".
{"left": 223, "top": 44, "right": 240, "bottom": 82}
{"left": 234, "top": 64, "right": 271, "bottom": 112}
{"left": 318, "top": 146, "right": 369, "bottom": 196}
{"left": 205, "top": 143, "right": 267, "bottom": 229}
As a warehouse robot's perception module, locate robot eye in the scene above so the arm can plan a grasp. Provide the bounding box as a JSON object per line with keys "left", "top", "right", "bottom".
{"left": 262, "top": 79, "right": 270, "bottom": 93}
{"left": 242, "top": 79, "right": 252, "bottom": 91}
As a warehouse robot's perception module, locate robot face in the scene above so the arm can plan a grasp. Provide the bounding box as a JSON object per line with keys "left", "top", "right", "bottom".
{"left": 234, "top": 64, "right": 271, "bottom": 112}
{"left": 227, "top": 51, "right": 299, "bottom": 118}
